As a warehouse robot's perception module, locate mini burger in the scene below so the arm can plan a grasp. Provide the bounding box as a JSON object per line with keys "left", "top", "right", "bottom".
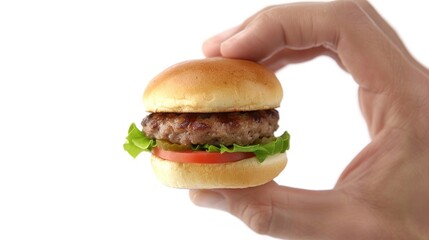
{"left": 124, "top": 58, "right": 290, "bottom": 189}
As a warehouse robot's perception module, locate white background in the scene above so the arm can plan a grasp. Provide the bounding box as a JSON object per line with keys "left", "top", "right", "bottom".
{"left": 0, "top": 1, "right": 428, "bottom": 239}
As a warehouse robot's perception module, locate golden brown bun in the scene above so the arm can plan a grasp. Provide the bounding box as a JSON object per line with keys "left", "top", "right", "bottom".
{"left": 150, "top": 153, "right": 287, "bottom": 189}
{"left": 143, "top": 58, "right": 283, "bottom": 112}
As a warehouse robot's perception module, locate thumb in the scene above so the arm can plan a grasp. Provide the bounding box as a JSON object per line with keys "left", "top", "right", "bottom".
{"left": 190, "top": 182, "right": 351, "bottom": 239}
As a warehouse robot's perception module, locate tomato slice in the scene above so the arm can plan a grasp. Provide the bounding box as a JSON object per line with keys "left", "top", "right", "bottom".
{"left": 152, "top": 147, "right": 255, "bottom": 164}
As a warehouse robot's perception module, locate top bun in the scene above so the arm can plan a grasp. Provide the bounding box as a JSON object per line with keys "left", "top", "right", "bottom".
{"left": 143, "top": 58, "right": 283, "bottom": 112}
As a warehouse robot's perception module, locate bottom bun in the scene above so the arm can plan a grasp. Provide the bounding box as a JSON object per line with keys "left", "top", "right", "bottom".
{"left": 150, "top": 153, "right": 287, "bottom": 189}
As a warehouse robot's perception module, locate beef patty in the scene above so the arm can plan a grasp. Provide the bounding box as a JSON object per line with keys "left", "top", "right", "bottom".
{"left": 141, "top": 110, "right": 279, "bottom": 146}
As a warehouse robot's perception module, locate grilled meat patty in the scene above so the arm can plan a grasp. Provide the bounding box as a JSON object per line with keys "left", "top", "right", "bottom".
{"left": 141, "top": 110, "right": 279, "bottom": 146}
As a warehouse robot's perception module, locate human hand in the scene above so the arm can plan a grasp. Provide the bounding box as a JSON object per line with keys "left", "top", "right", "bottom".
{"left": 189, "top": 1, "right": 429, "bottom": 239}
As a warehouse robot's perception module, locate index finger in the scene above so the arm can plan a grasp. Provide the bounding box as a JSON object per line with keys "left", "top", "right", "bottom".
{"left": 206, "top": 1, "right": 413, "bottom": 93}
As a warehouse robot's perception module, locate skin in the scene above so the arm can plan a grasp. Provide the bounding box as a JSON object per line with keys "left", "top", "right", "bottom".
{"left": 189, "top": 1, "right": 429, "bottom": 239}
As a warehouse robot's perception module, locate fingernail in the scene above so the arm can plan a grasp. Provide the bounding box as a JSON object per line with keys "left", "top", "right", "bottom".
{"left": 217, "top": 26, "right": 241, "bottom": 39}
{"left": 221, "top": 30, "right": 244, "bottom": 47}
{"left": 190, "top": 190, "right": 226, "bottom": 210}
{"left": 203, "top": 26, "right": 241, "bottom": 57}
{"left": 220, "top": 29, "right": 248, "bottom": 56}
{"left": 204, "top": 26, "right": 240, "bottom": 46}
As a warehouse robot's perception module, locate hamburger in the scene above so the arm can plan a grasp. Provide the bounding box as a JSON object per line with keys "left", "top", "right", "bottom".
{"left": 124, "top": 58, "right": 290, "bottom": 189}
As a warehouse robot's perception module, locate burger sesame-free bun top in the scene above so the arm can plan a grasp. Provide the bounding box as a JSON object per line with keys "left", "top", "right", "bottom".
{"left": 143, "top": 58, "right": 283, "bottom": 113}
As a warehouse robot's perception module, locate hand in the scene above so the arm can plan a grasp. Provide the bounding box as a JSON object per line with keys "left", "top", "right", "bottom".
{"left": 189, "top": 1, "right": 429, "bottom": 239}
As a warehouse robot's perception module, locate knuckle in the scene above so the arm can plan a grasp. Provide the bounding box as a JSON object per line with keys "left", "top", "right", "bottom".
{"left": 253, "top": 10, "right": 274, "bottom": 26}
{"left": 330, "top": 0, "right": 368, "bottom": 22}
{"left": 254, "top": 5, "right": 283, "bottom": 24}
{"left": 335, "top": 0, "right": 361, "bottom": 12}
{"left": 241, "top": 203, "right": 273, "bottom": 235}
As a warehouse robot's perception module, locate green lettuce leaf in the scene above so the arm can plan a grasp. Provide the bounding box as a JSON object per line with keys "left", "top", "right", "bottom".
{"left": 193, "top": 131, "right": 290, "bottom": 162}
{"left": 123, "top": 123, "right": 156, "bottom": 158}
{"left": 123, "top": 123, "right": 290, "bottom": 162}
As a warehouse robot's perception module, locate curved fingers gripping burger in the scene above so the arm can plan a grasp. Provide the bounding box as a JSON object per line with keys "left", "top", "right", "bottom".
{"left": 124, "top": 58, "right": 290, "bottom": 189}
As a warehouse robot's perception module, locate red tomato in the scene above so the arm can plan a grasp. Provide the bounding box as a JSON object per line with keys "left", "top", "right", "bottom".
{"left": 152, "top": 147, "right": 255, "bottom": 164}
